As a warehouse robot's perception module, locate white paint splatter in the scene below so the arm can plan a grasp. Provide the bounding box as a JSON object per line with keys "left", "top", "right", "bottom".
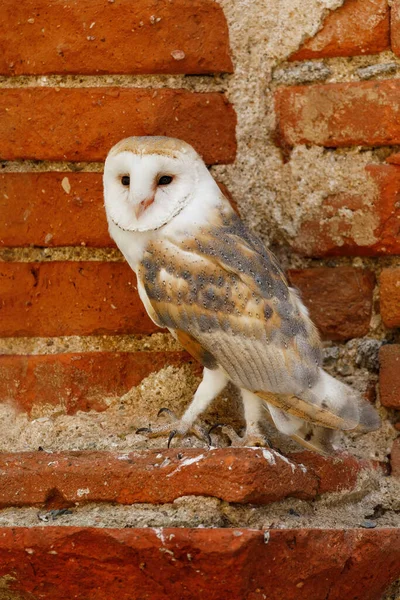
{"left": 76, "top": 488, "right": 90, "bottom": 497}
{"left": 166, "top": 454, "right": 204, "bottom": 478}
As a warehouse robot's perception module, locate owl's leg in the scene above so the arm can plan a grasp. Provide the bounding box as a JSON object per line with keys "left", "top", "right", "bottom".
{"left": 220, "top": 389, "right": 270, "bottom": 447}
{"left": 136, "top": 367, "right": 229, "bottom": 447}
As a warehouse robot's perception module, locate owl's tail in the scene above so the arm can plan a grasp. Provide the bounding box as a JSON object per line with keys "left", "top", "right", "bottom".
{"left": 258, "top": 369, "right": 380, "bottom": 454}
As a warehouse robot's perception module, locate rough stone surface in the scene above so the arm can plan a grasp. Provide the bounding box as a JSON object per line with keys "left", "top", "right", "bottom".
{"left": 379, "top": 345, "right": 400, "bottom": 409}
{"left": 288, "top": 267, "right": 375, "bottom": 340}
{"left": 0, "top": 351, "right": 199, "bottom": 414}
{"left": 0, "top": 88, "right": 237, "bottom": 163}
{"left": 391, "top": 437, "right": 400, "bottom": 477}
{"left": 0, "top": 527, "right": 398, "bottom": 600}
{"left": 292, "top": 164, "right": 400, "bottom": 257}
{"left": 290, "top": 0, "right": 390, "bottom": 60}
{"left": 380, "top": 268, "right": 400, "bottom": 328}
{"left": 0, "top": 0, "right": 233, "bottom": 75}
{"left": 0, "top": 262, "right": 158, "bottom": 337}
{"left": 275, "top": 80, "right": 400, "bottom": 149}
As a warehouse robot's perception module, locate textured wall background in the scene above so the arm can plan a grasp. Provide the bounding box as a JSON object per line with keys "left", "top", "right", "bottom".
{"left": 0, "top": 2, "right": 400, "bottom": 597}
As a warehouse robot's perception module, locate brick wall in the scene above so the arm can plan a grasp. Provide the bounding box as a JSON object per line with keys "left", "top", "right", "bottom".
{"left": 1, "top": 1, "right": 400, "bottom": 598}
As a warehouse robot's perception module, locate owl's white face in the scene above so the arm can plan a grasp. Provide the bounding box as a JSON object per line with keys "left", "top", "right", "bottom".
{"left": 103, "top": 137, "right": 206, "bottom": 233}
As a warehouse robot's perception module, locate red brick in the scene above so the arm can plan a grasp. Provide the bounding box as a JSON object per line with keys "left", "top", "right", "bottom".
{"left": 290, "top": 451, "right": 363, "bottom": 495}
{"left": 275, "top": 80, "right": 400, "bottom": 149}
{"left": 379, "top": 345, "right": 400, "bottom": 409}
{"left": 386, "top": 152, "right": 400, "bottom": 165}
{"left": 290, "top": 0, "right": 389, "bottom": 60}
{"left": 0, "top": 262, "right": 158, "bottom": 337}
{"left": 0, "top": 174, "right": 236, "bottom": 248}
{"left": 391, "top": 437, "right": 400, "bottom": 476}
{"left": 0, "top": 449, "right": 374, "bottom": 508}
{"left": 0, "top": 527, "right": 399, "bottom": 600}
{"left": 380, "top": 268, "right": 400, "bottom": 328}
{"left": 293, "top": 164, "right": 400, "bottom": 257}
{"left": 391, "top": 0, "right": 400, "bottom": 57}
{"left": 288, "top": 267, "right": 375, "bottom": 340}
{"left": 0, "top": 88, "right": 237, "bottom": 163}
{"left": 0, "top": 0, "right": 232, "bottom": 76}
{"left": 0, "top": 172, "right": 112, "bottom": 248}
{"left": 0, "top": 351, "right": 198, "bottom": 414}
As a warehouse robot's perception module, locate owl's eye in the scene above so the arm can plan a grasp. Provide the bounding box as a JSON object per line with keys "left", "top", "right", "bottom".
{"left": 158, "top": 175, "right": 173, "bottom": 186}
{"left": 121, "top": 175, "right": 130, "bottom": 186}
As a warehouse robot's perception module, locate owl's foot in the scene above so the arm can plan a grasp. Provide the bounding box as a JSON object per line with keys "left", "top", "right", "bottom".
{"left": 209, "top": 423, "right": 271, "bottom": 448}
{"left": 136, "top": 408, "right": 211, "bottom": 448}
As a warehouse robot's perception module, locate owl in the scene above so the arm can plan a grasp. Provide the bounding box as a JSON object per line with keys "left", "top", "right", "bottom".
{"left": 103, "top": 136, "right": 380, "bottom": 453}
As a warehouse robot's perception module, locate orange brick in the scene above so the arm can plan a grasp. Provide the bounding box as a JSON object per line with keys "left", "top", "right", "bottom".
{"left": 291, "top": 0, "right": 389, "bottom": 60}
{"left": 275, "top": 80, "right": 400, "bottom": 149}
{"left": 0, "top": 174, "right": 236, "bottom": 248}
{"left": 391, "top": 0, "right": 400, "bottom": 57}
{"left": 0, "top": 88, "right": 237, "bottom": 163}
{"left": 386, "top": 152, "right": 400, "bottom": 165}
{"left": 0, "top": 262, "right": 158, "bottom": 337}
{"left": 0, "top": 352, "right": 197, "bottom": 414}
{"left": 288, "top": 267, "right": 375, "bottom": 340}
{"left": 0, "top": 173, "right": 112, "bottom": 248}
{"left": 380, "top": 268, "right": 400, "bottom": 328}
{"left": 0, "top": 0, "right": 232, "bottom": 76}
{"left": 379, "top": 345, "right": 400, "bottom": 409}
{"left": 0, "top": 449, "right": 371, "bottom": 508}
{"left": 293, "top": 164, "right": 400, "bottom": 257}
{"left": 0, "top": 528, "right": 398, "bottom": 600}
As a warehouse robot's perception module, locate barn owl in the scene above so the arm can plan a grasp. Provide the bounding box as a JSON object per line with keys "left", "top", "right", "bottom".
{"left": 103, "top": 136, "right": 380, "bottom": 453}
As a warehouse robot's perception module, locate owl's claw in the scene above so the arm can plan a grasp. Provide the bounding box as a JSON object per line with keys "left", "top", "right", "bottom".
{"left": 136, "top": 408, "right": 211, "bottom": 448}
{"left": 209, "top": 423, "right": 271, "bottom": 448}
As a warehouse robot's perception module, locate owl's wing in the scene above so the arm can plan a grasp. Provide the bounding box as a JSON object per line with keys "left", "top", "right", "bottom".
{"left": 137, "top": 210, "right": 364, "bottom": 431}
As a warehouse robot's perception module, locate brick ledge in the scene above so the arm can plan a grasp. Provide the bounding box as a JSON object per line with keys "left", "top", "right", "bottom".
{"left": 0, "top": 527, "right": 398, "bottom": 600}
{"left": 0, "top": 448, "right": 373, "bottom": 508}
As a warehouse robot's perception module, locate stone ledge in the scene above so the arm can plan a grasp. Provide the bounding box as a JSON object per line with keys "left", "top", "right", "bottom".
{"left": 0, "top": 527, "right": 398, "bottom": 600}
{"left": 0, "top": 449, "right": 371, "bottom": 508}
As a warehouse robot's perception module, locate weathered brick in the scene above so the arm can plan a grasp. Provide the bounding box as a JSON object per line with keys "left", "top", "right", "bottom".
{"left": 0, "top": 172, "right": 112, "bottom": 248}
{"left": 0, "top": 352, "right": 198, "bottom": 414}
{"left": 0, "top": 0, "right": 232, "bottom": 76}
{"left": 0, "top": 527, "right": 399, "bottom": 600}
{"left": 0, "top": 174, "right": 236, "bottom": 248}
{"left": 0, "top": 449, "right": 372, "bottom": 508}
{"left": 391, "top": 0, "right": 400, "bottom": 57}
{"left": 293, "top": 164, "right": 400, "bottom": 257}
{"left": 392, "top": 438, "right": 400, "bottom": 477}
{"left": 288, "top": 267, "right": 374, "bottom": 340}
{"left": 275, "top": 80, "right": 400, "bottom": 149}
{"left": 386, "top": 151, "right": 400, "bottom": 165}
{"left": 380, "top": 268, "right": 400, "bottom": 328}
{"left": 379, "top": 345, "right": 400, "bottom": 409}
{"left": 0, "top": 262, "right": 158, "bottom": 337}
{"left": 290, "top": 0, "right": 389, "bottom": 60}
{"left": 0, "top": 88, "right": 237, "bottom": 163}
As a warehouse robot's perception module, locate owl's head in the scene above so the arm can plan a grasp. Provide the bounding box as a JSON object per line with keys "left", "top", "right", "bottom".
{"left": 103, "top": 136, "right": 211, "bottom": 233}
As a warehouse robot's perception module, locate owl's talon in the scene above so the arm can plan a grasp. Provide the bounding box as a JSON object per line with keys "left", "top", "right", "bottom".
{"left": 167, "top": 430, "right": 178, "bottom": 448}
{"left": 221, "top": 425, "right": 271, "bottom": 448}
{"left": 157, "top": 407, "right": 178, "bottom": 420}
{"left": 208, "top": 423, "right": 228, "bottom": 436}
{"left": 136, "top": 427, "right": 152, "bottom": 435}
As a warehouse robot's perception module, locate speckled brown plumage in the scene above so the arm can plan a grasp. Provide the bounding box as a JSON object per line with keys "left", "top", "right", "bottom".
{"left": 136, "top": 205, "right": 360, "bottom": 431}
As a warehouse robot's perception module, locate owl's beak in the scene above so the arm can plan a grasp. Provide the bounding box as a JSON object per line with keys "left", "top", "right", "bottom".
{"left": 134, "top": 196, "right": 155, "bottom": 219}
